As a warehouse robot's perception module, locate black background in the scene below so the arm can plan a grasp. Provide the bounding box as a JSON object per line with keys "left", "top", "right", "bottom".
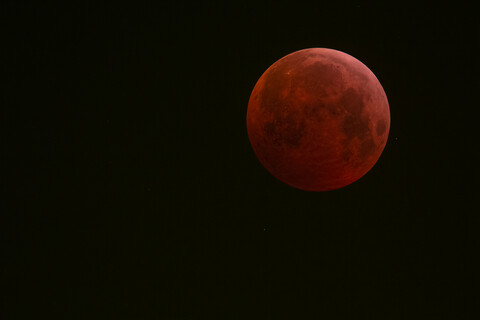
{"left": 2, "top": 2, "right": 478, "bottom": 319}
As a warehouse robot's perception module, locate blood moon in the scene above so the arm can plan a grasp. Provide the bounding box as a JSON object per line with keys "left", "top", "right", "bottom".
{"left": 246, "top": 48, "right": 390, "bottom": 191}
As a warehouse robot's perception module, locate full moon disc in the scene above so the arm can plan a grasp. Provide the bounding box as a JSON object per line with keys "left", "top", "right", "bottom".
{"left": 246, "top": 48, "right": 390, "bottom": 191}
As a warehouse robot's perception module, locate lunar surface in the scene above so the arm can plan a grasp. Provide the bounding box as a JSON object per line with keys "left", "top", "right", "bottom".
{"left": 246, "top": 48, "right": 390, "bottom": 191}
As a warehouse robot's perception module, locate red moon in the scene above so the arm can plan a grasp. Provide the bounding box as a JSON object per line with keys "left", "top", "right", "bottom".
{"left": 246, "top": 48, "right": 390, "bottom": 191}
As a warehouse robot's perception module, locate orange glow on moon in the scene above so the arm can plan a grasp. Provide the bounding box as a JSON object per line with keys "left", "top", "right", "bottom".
{"left": 247, "top": 48, "right": 390, "bottom": 191}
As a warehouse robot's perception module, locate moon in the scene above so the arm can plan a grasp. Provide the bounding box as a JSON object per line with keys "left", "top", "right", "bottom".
{"left": 246, "top": 48, "right": 390, "bottom": 191}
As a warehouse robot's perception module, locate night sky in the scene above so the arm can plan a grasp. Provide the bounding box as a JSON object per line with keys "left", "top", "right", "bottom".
{"left": 3, "top": 2, "right": 478, "bottom": 319}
